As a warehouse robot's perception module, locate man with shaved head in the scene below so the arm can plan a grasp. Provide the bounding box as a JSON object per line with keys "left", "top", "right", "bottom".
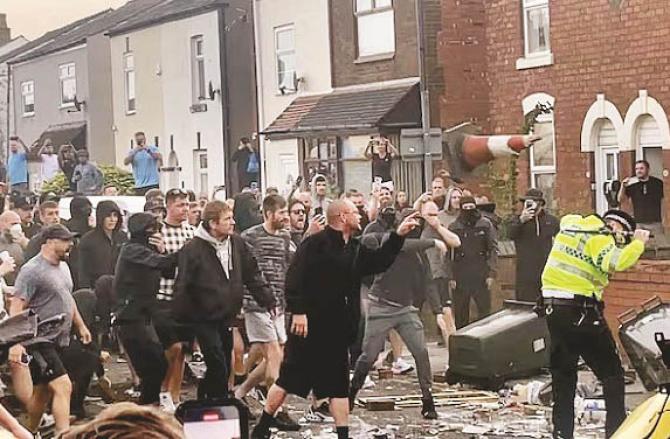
{"left": 0, "top": 210, "right": 27, "bottom": 285}
{"left": 253, "top": 199, "right": 420, "bottom": 439}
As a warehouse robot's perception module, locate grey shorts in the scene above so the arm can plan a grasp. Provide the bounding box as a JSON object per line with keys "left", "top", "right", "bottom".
{"left": 244, "top": 311, "right": 287, "bottom": 344}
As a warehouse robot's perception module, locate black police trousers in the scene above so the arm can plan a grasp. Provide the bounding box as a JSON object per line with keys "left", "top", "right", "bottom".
{"left": 546, "top": 304, "right": 625, "bottom": 439}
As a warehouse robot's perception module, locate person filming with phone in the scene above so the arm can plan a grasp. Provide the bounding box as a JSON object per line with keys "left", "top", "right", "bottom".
{"left": 618, "top": 159, "right": 664, "bottom": 239}
{"left": 508, "top": 189, "right": 559, "bottom": 303}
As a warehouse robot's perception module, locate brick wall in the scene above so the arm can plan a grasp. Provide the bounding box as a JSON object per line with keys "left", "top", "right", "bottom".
{"left": 439, "top": 0, "right": 670, "bottom": 217}
{"left": 329, "top": 0, "right": 443, "bottom": 124}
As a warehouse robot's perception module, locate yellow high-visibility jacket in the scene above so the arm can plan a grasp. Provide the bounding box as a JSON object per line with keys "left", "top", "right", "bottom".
{"left": 541, "top": 214, "right": 644, "bottom": 301}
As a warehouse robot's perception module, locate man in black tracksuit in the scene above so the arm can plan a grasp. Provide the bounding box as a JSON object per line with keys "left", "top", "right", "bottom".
{"left": 173, "top": 200, "right": 275, "bottom": 399}
{"left": 253, "top": 200, "right": 419, "bottom": 439}
{"left": 448, "top": 196, "right": 498, "bottom": 329}
{"left": 114, "top": 213, "right": 178, "bottom": 405}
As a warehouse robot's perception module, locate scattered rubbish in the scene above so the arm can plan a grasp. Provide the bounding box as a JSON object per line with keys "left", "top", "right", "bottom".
{"left": 377, "top": 368, "right": 393, "bottom": 380}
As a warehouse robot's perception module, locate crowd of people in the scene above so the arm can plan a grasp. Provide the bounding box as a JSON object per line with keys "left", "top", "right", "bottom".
{"left": 0, "top": 129, "right": 661, "bottom": 438}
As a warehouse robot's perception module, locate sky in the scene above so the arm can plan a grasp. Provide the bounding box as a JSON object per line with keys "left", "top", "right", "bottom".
{"left": 2, "top": 0, "right": 129, "bottom": 41}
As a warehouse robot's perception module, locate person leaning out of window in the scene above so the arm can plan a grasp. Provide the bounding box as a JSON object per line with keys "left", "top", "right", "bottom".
{"left": 364, "top": 135, "right": 399, "bottom": 184}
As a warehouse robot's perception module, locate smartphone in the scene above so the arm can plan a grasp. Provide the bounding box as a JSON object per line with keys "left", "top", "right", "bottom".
{"left": 314, "top": 207, "right": 324, "bottom": 216}
{"left": 524, "top": 199, "right": 537, "bottom": 211}
{"left": 250, "top": 182, "right": 258, "bottom": 191}
{"left": 177, "top": 399, "right": 248, "bottom": 439}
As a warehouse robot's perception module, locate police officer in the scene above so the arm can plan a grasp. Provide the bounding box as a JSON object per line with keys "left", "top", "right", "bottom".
{"left": 541, "top": 210, "right": 650, "bottom": 439}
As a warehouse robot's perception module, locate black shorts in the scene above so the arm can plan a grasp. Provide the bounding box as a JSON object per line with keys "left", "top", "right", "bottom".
{"left": 27, "top": 343, "right": 68, "bottom": 385}
{"left": 426, "top": 278, "right": 451, "bottom": 314}
{"left": 153, "top": 302, "right": 195, "bottom": 348}
{"left": 275, "top": 333, "right": 349, "bottom": 400}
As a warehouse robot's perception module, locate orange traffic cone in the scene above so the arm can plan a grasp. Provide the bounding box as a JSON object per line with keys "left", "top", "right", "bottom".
{"left": 443, "top": 128, "right": 540, "bottom": 177}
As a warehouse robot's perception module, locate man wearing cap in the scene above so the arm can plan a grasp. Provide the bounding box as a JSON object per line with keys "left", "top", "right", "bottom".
{"left": 508, "top": 189, "right": 559, "bottom": 303}
{"left": 8, "top": 224, "right": 92, "bottom": 435}
{"left": 541, "top": 210, "right": 650, "bottom": 439}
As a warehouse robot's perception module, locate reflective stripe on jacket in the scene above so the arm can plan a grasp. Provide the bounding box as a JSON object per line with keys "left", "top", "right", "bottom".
{"left": 541, "top": 214, "right": 644, "bottom": 301}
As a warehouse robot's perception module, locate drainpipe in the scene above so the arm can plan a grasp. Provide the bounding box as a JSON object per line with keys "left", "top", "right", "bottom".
{"left": 218, "top": 6, "right": 232, "bottom": 197}
{"left": 252, "top": 0, "right": 267, "bottom": 191}
{"left": 415, "top": 0, "right": 432, "bottom": 190}
{"left": 4, "top": 62, "right": 11, "bottom": 163}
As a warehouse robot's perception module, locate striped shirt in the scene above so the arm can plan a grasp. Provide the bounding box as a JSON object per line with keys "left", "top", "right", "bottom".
{"left": 158, "top": 221, "right": 195, "bottom": 301}
{"left": 241, "top": 224, "right": 292, "bottom": 313}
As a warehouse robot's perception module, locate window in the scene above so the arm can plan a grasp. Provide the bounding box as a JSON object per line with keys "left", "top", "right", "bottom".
{"left": 191, "top": 36, "right": 206, "bottom": 101}
{"left": 275, "top": 26, "right": 296, "bottom": 94}
{"left": 529, "top": 112, "right": 557, "bottom": 209}
{"left": 637, "top": 115, "right": 664, "bottom": 179}
{"left": 355, "top": 0, "right": 395, "bottom": 59}
{"left": 194, "top": 151, "right": 208, "bottom": 195}
{"left": 124, "top": 54, "right": 136, "bottom": 113}
{"left": 517, "top": 0, "right": 552, "bottom": 69}
{"left": 21, "top": 81, "right": 34, "bottom": 116}
{"left": 59, "top": 63, "right": 76, "bottom": 107}
{"left": 301, "top": 137, "right": 342, "bottom": 189}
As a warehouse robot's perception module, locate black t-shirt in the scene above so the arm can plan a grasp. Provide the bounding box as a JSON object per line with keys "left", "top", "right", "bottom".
{"left": 372, "top": 152, "right": 392, "bottom": 182}
{"left": 625, "top": 176, "right": 664, "bottom": 223}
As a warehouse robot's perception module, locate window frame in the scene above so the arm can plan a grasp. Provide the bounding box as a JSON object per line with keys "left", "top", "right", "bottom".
{"left": 274, "top": 24, "right": 296, "bottom": 95}
{"left": 191, "top": 35, "right": 206, "bottom": 102}
{"left": 123, "top": 53, "right": 136, "bottom": 115}
{"left": 58, "top": 62, "right": 77, "bottom": 108}
{"left": 193, "top": 150, "right": 209, "bottom": 195}
{"left": 21, "top": 80, "right": 35, "bottom": 117}
{"left": 522, "top": 0, "right": 551, "bottom": 57}
{"left": 300, "top": 136, "right": 342, "bottom": 189}
{"left": 354, "top": 0, "right": 396, "bottom": 60}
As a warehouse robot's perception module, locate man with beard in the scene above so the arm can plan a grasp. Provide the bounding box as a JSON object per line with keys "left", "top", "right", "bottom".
{"left": 9, "top": 224, "right": 92, "bottom": 435}
{"left": 346, "top": 190, "right": 370, "bottom": 233}
{"left": 309, "top": 174, "right": 331, "bottom": 220}
{"left": 252, "top": 200, "right": 419, "bottom": 439}
{"left": 447, "top": 196, "right": 498, "bottom": 329}
{"left": 235, "top": 195, "right": 299, "bottom": 431}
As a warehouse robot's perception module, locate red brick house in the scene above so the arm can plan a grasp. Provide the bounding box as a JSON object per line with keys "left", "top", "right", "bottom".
{"left": 438, "top": 0, "right": 670, "bottom": 343}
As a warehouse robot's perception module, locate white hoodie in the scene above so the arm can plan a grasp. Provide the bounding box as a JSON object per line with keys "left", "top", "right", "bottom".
{"left": 195, "top": 224, "right": 231, "bottom": 277}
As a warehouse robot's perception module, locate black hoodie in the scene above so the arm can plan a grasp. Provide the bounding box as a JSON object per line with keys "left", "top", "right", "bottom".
{"left": 78, "top": 201, "right": 128, "bottom": 288}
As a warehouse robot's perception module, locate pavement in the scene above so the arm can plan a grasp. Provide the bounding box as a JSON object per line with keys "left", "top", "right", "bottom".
{"left": 18, "top": 341, "right": 648, "bottom": 439}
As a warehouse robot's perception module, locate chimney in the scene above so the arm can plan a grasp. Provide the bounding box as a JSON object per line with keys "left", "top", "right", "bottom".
{"left": 0, "top": 14, "right": 11, "bottom": 47}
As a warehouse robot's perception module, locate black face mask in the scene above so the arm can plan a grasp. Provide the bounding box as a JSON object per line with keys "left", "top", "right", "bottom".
{"left": 460, "top": 209, "right": 480, "bottom": 225}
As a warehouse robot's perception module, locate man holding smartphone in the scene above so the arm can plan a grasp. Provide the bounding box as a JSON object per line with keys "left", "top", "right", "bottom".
{"left": 508, "top": 189, "right": 559, "bottom": 303}
{"left": 124, "top": 132, "right": 162, "bottom": 195}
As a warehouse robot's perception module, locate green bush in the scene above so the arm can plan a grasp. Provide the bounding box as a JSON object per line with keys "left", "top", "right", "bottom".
{"left": 41, "top": 165, "right": 136, "bottom": 195}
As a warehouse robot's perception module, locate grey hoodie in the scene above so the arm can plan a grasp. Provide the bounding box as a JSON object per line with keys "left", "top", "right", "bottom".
{"left": 309, "top": 173, "right": 332, "bottom": 219}
{"left": 195, "top": 224, "right": 231, "bottom": 277}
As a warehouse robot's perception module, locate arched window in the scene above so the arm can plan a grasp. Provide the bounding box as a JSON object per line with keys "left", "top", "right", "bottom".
{"left": 523, "top": 93, "right": 556, "bottom": 209}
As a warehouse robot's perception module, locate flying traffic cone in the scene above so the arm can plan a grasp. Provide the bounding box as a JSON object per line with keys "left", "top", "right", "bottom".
{"left": 443, "top": 126, "right": 541, "bottom": 179}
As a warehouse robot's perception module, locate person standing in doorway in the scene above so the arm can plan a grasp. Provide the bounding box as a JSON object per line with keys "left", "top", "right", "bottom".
{"left": 57, "top": 144, "right": 78, "bottom": 193}
{"left": 508, "top": 189, "right": 559, "bottom": 303}
{"left": 125, "top": 132, "right": 162, "bottom": 195}
{"left": 7, "top": 136, "right": 29, "bottom": 194}
{"left": 232, "top": 137, "right": 260, "bottom": 191}
{"left": 619, "top": 159, "right": 664, "bottom": 238}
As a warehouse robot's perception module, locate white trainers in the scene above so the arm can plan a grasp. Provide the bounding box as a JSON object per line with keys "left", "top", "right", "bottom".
{"left": 159, "top": 392, "right": 177, "bottom": 414}
{"left": 391, "top": 357, "right": 414, "bottom": 375}
{"left": 362, "top": 375, "right": 376, "bottom": 389}
{"left": 39, "top": 414, "right": 55, "bottom": 429}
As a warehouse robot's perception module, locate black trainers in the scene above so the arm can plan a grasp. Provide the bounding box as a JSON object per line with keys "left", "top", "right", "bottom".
{"left": 274, "top": 411, "right": 301, "bottom": 432}
{"left": 250, "top": 425, "right": 272, "bottom": 439}
{"left": 421, "top": 397, "right": 438, "bottom": 420}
